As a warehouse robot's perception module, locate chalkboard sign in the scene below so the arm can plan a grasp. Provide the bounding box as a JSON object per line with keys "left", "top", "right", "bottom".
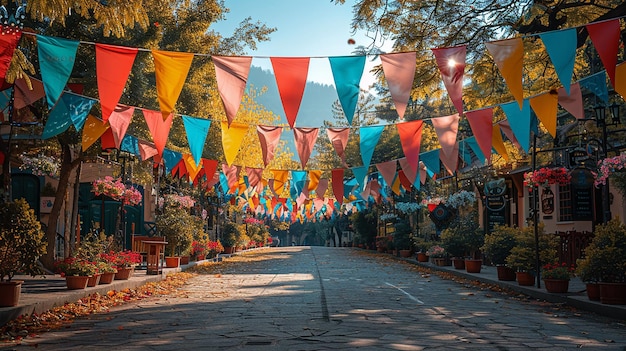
{"left": 570, "top": 168, "right": 594, "bottom": 221}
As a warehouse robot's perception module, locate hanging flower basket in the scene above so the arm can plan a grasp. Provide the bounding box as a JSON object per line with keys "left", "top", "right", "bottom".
{"left": 446, "top": 190, "right": 477, "bottom": 209}
{"left": 18, "top": 153, "right": 60, "bottom": 178}
{"left": 594, "top": 154, "right": 626, "bottom": 188}
{"left": 92, "top": 176, "right": 142, "bottom": 206}
{"left": 523, "top": 167, "right": 571, "bottom": 189}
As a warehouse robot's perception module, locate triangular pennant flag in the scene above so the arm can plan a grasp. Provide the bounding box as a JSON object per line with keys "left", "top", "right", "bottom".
{"left": 100, "top": 128, "right": 116, "bottom": 150}
{"left": 222, "top": 163, "right": 239, "bottom": 191}
{"left": 539, "top": 29, "right": 576, "bottom": 95}
{"left": 271, "top": 170, "right": 289, "bottom": 197}
{"left": 162, "top": 149, "right": 182, "bottom": 174}
{"left": 501, "top": 99, "right": 532, "bottom": 152}
{"left": 221, "top": 121, "right": 249, "bottom": 166}
{"left": 137, "top": 139, "right": 158, "bottom": 161}
{"left": 270, "top": 57, "right": 309, "bottom": 128}
{"left": 398, "top": 170, "right": 412, "bottom": 191}
{"left": 182, "top": 115, "right": 211, "bottom": 166}
{"left": 172, "top": 158, "right": 188, "bottom": 179}
{"left": 291, "top": 170, "right": 308, "bottom": 198}
{"left": 0, "top": 28, "right": 21, "bottom": 81}
{"left": 316, "top": 178, "right": 329, "bottom": 199}
{"left": 108, "top": 105, "right": 135, "bottom": 149}
{"left": 36, "top": 35, "right": 80, "bottom": 109}
{"left": 485, "top": 38, "right": 524, "bottom": 108}
{"left": 14, "top": 77, "right": 45, "bottom": 109}
{"left": 397, "top": 119, "right": 424, "bottom": 173}
{"left": 293, "top": 127, "right": 319, "bottom": 169}
{"left": 465, "top": 108, "right": 493, "bottom": 164}
{"left": 376, "top": 160, "right": 397, "bottom": 188}
{"left": 431, "top": 113, "right": 460, "bottom": 172}
{"left": 380, "top": 52, "right": 416, "bottom": 119}
{"left": 579, "top": 71, "right": 608, "bottom": 104}
{"left": 257, "top": 125, "right": 283, "bottom": 167}
{"left": 438, "top": 142, "right": 459, "bottom": 175}
{"left": 351, "top": 165, "right": 368, "bottom": 189}
{"left": 497, "top": 120, "right": 521, "bottom": 150}
{"left": 399, "top": 158, "right": 418, "bottom": 186}
{"left": 391, "top": 173, "right": 402, "bottom": 195}
{"left": 420, "top": 149, "right": 440, "bottom": 175}
{"left": 329, "top": 55, "right": 365, "bottom": 124}
{"left": 183, "top": 154, "right": 202, "bottom": 182}
{"left": 95, "top": 44, "right": 138, "bottom": 121}
{"left": 308, "top": 170, "right": 322, "bottom": 192}
{"left": 557, "top": 83, "right": 584, "bottom": 119}
{"left": 152, "top": 50, "right": 194, "bottom": 119}
{"left": 81, "top": 114, "right": 110, "bottom": 151}
{"left": 431, "top": 45, "right": 466, "bottom": 115}
{"left": 42, "top": 93, "right": 96, "bottom": 139}
{"left": 586, "top": 19, "right": 620, "bottom": 88}
{"left": 202, "top": 159, "right": 219, "bottom": 181}
{"left": 326, "top": 127, "right": 350, "bottom": 167}
{"left": 246, "top": 167, "right": 263, "bottom": 190}
{"left": 491, "top": 124, "right": 509, "bottom": 162}
{"left": 332, "top": 169, "right": 344, "bottom": 203}
{"left": 143, "top": 109, "right": 173, "bottom": 156}
{"left": 616, "top": 62, "right": 626, "bottom": 100}
{"left": 529, "top": 91, "right": 558, "bottom": 138}
{"left": 464, "top": 137, "right": 486, "bottom": 166}
{"left": 360, "top": 125, "right": 385, "bottom": 169}
{"left": 212, "top": 55, "right": 253, "bottom": 126}
{"left": 120, "top": 135, "right": 140, "bottom": 157}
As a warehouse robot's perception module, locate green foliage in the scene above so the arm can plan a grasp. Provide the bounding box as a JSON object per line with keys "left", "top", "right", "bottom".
{"left": 505, "top": 223, "right": 558, "bottom": 272}
{"left": 440, "top": 210, "right": 483, "bottom": 258}
{"left": 221, "top": 221, "right": 241, "bottom": 248}
{"left": 350, "top": 209, "right": 378, "bottom": 248}
{"left": 156, "top": 205, "right": 194, "bottom": 256}
{"left": 577, "top": 218, "right": 626, "bottom": 283}
{"left": 393, "top": 219, "right": 413, "bottom": 250}
{"left": 0, "top": 199, "right": 47, "bottom": 281}
{"left": 482, "top": 225, "right": 518, "bottom": 265}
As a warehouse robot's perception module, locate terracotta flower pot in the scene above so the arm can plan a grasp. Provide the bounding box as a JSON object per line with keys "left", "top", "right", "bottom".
{"left": 599, "top": 282, "right": 626, "bottom": 305}
{"left": 0, "top": 280, "right": 23, "bottom": 307}
{"left": 452, "top": 258, "right": 466, "bottom": 270}
{"left": 516, "top": 272, "right": 535, "bottom": 286}
{"left": 543, "top": 279, "right": 569, "bottom": 293}
{"left": 115, "top": 267, "right": 134, "bottom": 280}
{"left": 416, "top": 253, "right": 429, "bottom": 262}
{"left": 87, "top": 274, "right": 101, "bottom": 287}
{"left": 465, "top": 259, "right": 482, "bottom": 273}
{"left": 180, "top": 256, "right": 190, "bottom": 265}
{"left": 223, "top": 246, "right": 235, "bottom": 254}
{"left": 99, "top": 272, "right": 115, "bottom": 284}
{"left": 66, "top": 276, "right": 90, "bottom": 290}
{"left": 496, "top": 265, "right": 516, "bottom": 281}
{"left": 399, "top": 249, "right": 412, "bottom": 258}
{"left": 165, "top": 257, "right": 181, "bottom": 268}
{"left": 585, "top": 283, "right": 600, "bottom": 301}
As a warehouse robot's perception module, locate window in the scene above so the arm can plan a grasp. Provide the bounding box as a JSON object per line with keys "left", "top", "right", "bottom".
{"left": 558, "top": 184, "right": 573, "bottom": 222}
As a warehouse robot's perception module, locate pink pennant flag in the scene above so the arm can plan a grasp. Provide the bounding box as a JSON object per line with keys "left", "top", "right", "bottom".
{"left": 586, "top": 19, "right": 620, "bottom": 88}
{"left": 222, "top": 163, "right": 240, "bottom": 191}
{"left": 270, "top": 57, "right": 310, "bottom": 128}
{"left": 380, "top": 52, "right": 416, "bottom": 119}
{"left": 137, "top": 139, "right": 158, "bottom": 161}
{"left": 557, "top": 83, "right": 584, "bottom": 119}
{"left": 212, "top": 55, "right": 253, "bottom": 126}
{"left": 96, "top": 44, "right": 138, "bottom": 121}
{"left": 14, "top": 77, "right": 45, "bottom": 109}
{"left": 293, "top": 127, "right": 319, "bottom": 169}
{"left": 143, "top": 109, "right": 173, "bottom": 156}
{"left": 316, "top": 178, "right": 329, "bottom": 200}
{"left": 257, "top": 125, "right": 283, "bottom": 167}
{"left": 439, "top": 143, "right": 459, "bottom": 175}
{"left": 326, "top": 127, "right": 350, "bottom": 167}
{"left": 370, "top": 179, "right": 381, "bottom": 203}
{"left": 376, "top": 160, "right": 397, "bottom": 187}
{"left": 108, "top": 105, "right": 135, "bottom": 149}
{"left": 465, "top": 109, "right": 493, "bottom": 163}
{"left": 246, "top": 167, "right": 264, "bottom": 190}
{"left": 419, "top": 161, "right": 428, "bottom": 184}
{"left": 497, "top": 120, "right": 521, "bottom": 150}
{"left": 397, "top": 120, "right": 424, "bottom": 174}
{"left": 432, "top": 114, "right": 460, "bottom": 174}
{"left": 399, "top": 158, "right": 417, "bottom": 185}
{"left": 206, "top": 169, "right": 221, "bottom": 189}
{"left": 431, "top": 45, "right": 466, "bottom": 115}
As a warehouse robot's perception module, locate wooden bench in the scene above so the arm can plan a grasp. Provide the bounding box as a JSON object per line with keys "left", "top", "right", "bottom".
{"left": 132, "top": 235, "right": 166, "bottom": 267}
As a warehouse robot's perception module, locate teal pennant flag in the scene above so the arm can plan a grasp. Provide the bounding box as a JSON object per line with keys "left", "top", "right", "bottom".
{"left": 290, "top": 170, "right": 307, "bottom": 199}
{"left": 351, "top": 165, "right": 368, "bottom": 189}
{"left": 41, "top": 93, "right": 95, "bottom": 139}
{"left": 539, "top": 28, "right": 576, "bottom": 95}
{"left": 501, "top": 99, "right": 532, "bottom": 152}
{"left": 579, "top": 71, "right": 608, "bottom": 104}
{"left": 162, "top": 149, "right": 182, "bottom": 174}
{"left": 464, "top": 136, "right": 486, "bottom": 165}
{"left": 329, "top": 56, "right": 365, "bottom": 125}
{"left": 37, "top": 35, "right": 80, "bottom": 109}
{"left": 420, "top": 149, "right": 440, "bottom": 176}
{"left": 359, "top": 125, "right": 385, "bottom": 169}
{"left": 121, "top": 135, "right": 140, "bottom": 157}
{"left": 182, "top": 115, "right": 211, "bottom": 166}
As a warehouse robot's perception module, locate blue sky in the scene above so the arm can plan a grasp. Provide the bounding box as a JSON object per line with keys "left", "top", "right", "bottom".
{"left": 212, "top": 0, "right": 393, "bottom": 89}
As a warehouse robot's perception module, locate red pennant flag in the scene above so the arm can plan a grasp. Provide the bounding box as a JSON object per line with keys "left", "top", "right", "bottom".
{"left": 172, "top": 159, "right": 188, "bottom": 179}
{"left": 212, "top": 55, "right": 252, "bottom": 126}
{"left": 100, "top": 128, "right": 116, "bottom": 150}
{"left": 332, "top": 169, "right": 344, "bottom": 204}
{"left": 95, "top": 44, "right": 138, "bottom": 121}
{"left": 257, "top": 125, "right": 283, "bottom": 167}
{"left": 380, "top": 52, "right": 416, "bottom": 119}
{"left": 202, "top": 159, "right": 219, "bottom": 182}
{"left": 14, "top": 77, "right": 45, "bottom": 109}
{"left": 0, "top": 28, "right": 21, "bottom": 81}
{"left": 293, "top": 127, "right": 319, "bottom": 169}
{"left": 397, "top": 120, "right": 424, "bottom": 174}
{"left": 431, "top": 45, "right": 466, "bottom": 115}
{"left": 466, "top": 109, "right": 493, "bottom": 164}
{"left": 586, "top": 19, "right": 621, "bottom": 88}
{"left": 143, "top": 109, "right": 173, "bottom": 156}
{"left": 399, "top": 158, "right": 417, "bottom": 186}
{"left": 270, "top": 57, "right": 309, "bottom": 128}
{"left": 398, "top": 170, "right": 412, "bottom": 191}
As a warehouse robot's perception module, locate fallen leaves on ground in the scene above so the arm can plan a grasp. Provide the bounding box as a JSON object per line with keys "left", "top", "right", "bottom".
{"left": 0, "top": 272, "right": 193, "bottom": 344}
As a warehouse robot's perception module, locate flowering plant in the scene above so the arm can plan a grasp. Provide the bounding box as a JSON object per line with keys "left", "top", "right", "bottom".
{"left": 244, "top": 217, "right": 264, "bottom": 225}
{"left": 99, "top": 250, "right": 142, "bottom": 269}
{"left": 421, "top": 197, "right": 445, "bottom": 206}
{"left": 594, "top": 154, "right": 626, "bottom": 187}
{"left": 426, "top": 245, "right": 445, "bottom": 258}
{"left": 446, "top": 190, "right": 477, "bottom": 209}
{"left": 524, "top": 167, "right": 571, "bottom": 188}
{"left": 395, "top": 202, "right": 420, "bottom": 214}
{"left": 159, "top": 194, "right": 195, "bottom": 209}
{"left": 542, "top": 262, "right": 575, "bottom": 280}
{"left": 380, "top": 213, "right": 398, "bottom": 221}
{"left": 92, "top": 176, "right": 142, "bottom": 206}
{"left": 96, "top": 260, "right": 117, "bottom": 274}
{"left": 54, "top": 257, "right": 98, "bottom": 277}
{"left": 191, "top": 240, "right": 207, "bottom": 256}
{"left": 19, "top": 153, "right": 60, "bottom": 177}
{"left": 207, "top": 240, "right": 224, "bottom": 256}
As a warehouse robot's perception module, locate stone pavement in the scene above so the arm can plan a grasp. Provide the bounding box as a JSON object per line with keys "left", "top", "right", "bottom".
{"left": 0, "top": 247, "right": 625, "bottom": 350}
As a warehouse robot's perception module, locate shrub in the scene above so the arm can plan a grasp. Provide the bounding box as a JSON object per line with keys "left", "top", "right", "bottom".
{"left": 482, "top": 225, "right": 518, "bottom": 265}
{"left": 577, "top": 218, "right": 626, "bottom": 283}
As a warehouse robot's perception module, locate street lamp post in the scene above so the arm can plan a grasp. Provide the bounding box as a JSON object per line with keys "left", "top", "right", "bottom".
{"left": 593, "top": 103, "right": 621, "bottom": 224}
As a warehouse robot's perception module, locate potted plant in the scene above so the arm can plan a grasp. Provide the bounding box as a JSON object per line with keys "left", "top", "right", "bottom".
{"left": 440, "top": 226, "right": 467, "bottom": 269}
{"left": 542, "top": 262, "right": 574, "bottom": 293}
{"left": 221, "top": 221, "right": 241, "bottom": 254}
{"left": 426, "top": 245, "right": 447, "bottom": 266}
{"left": 482, "top": 225, "right": 518, "bottom": 281}
{"left": 54, "top": 257, "right": 98, "bottom": 289}
{"left": 113, "top": 250, "right": 141, "bottom": 279}
{"left": 505, "top": 223, "right": 558, "bottom": 286}
{"left": 393, "top": 219, "right": 413, "bottom": 257}
{"left": 577, "top": 218, "right": 626, "bottom": 304}
{"left": 440, "top": 210, "right": 484, "bottom": 272}
{"left": 156, "top": 203, "right": 194, "bottom": 266}
{"left": 96, "top": 260, "right": 118, "bottom": 284}
{"left": 412, "top": 237, "right": 433, "bottom": 262}
{"left": 0, "top": 199, "right": 47, "bottom": 306}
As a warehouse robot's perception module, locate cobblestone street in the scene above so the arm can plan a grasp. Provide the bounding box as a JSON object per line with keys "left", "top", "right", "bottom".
{"left": 3, "top": 247, "right": 625, "bottom": 350}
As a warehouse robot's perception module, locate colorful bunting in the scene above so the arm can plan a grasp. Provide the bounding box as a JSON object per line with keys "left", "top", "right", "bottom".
{"left": 586, "top": 19, "right": 620, "bottom": 88}
{"left": 81, "top": 114, "right": 110, "bottom": 151}
{"left": 539, "top": 29, "right": 576, "bottom": 94}
{"left": 432, "top": 45, "right": 466, "bottom": 115}
{"left": 108, "top": 105, "right": 135, "bottom": 149}
{"left": 221, "top": 121, "right": 249, "bottom": 166}
{"left": 332, "top": 168, "right": 344, "bottom": 203}
{"left": 271, "top": 57, "right": 310, "bottom": 128}
{"left": 212, "top": 55, "right": 253, "bottom": 126}
{"left": 329, "top": 56, "right": 365, "bottom": 124}
{"left": 152, "top": 50, "right": 194, "bottom": 119}
{"left": 95, "top": 44, "right": 138, "bottom": 121}
{"left": 36, "top": 35, "right": 80, "bottom": 109}
{"left": 143, "top": 109, "right": 173, "bottom": 156}
{"left": 182, "top": 115, "right": 211, "bottom": 166}
{"left": 431, "top": 114, "right": 460, "bottom": 174}
{"left": 557, "top": 83, "right": 584, "bottom": 119}
{"left": 42, "top": 93, "right": 95, "bottom": 139}
{"left": 375, "top": 160, "right": 397, "bottom": 188}
{"left": 397, "top": 119, "right": 424, "bottom": 174}
{"left": 293, "top": 127, "right": 319, "bottom": 169}
{"left": 465, "top": 109, "right": 493, "bottom": 164}
{"left": 380, "top": 52, "right": 417, "bottom": 119}
{"left": 360, "top": 125, "right": 385, "bottom": 169}
{"left": 485, "top": 38, "right": 524, "bottom": 108}
{"left": 491, "top": 124, "right": 509, "bottom": 162}
{"left": 308, "top": 170, "right": 322, "bottom": 192}
{"left": 14, "top": 77, "right": 45, "bottom": 109}
{"left": 529, "top": 91, "right": 558, "bottom": 138}
{"left": 580, "top": 71, "right": 608, "bottom": 103}
{"left": 501, "top": 99, "right": 532, "bottom": 152}
{"left": 137, "top": 139, "right": 158, "bottom": 161}
{"left": 326, "top": 127, "right": 350, "bottom": 167}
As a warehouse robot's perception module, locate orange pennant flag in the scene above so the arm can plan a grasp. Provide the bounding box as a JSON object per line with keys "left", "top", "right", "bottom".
{"left": 137, "top": 139, "right": 158, "bottom": 161}
{"left": 492, "top": 124, "right": 509, "bottom": 162}
{"left": 529, "top": 91, "right": 558, "bottom": 138}
{"left": 81, "top": 114, "right": 109, "bottom": 151}
{"left": 615, "top": 62, "right": 626, "bottom": 100}
{"left": 270, "top": 57, "right": 310, "bottom": 128}
{"left": 307, "top": 170, "right": 321, "bottom": 192}
{"left": 221, "top": 121, "right": 249, "bottom": 166}
{"left": 486, "top": 38, "right": 524, "bottom": 108}
{"left": 183, "top": 154, "right": 202, "bottom": 182}
{"left": 152, "top": 50, "right": 194, "bottom": 119}
{"left": 271, "top": 170, "right": 289, "bottom": 197}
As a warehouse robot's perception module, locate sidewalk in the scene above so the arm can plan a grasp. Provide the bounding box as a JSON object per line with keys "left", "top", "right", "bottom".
{"left": 398, "top": 255, "right": 626, "bottom": 321}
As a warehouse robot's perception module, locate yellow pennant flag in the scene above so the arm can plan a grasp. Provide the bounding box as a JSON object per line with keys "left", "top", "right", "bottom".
{"left": 615, "top": 62, "right": 626, "bottom": 100}
{"left": 152, "top": 50, "right": 194, "bottom": 119}
{"left": 182, "top": 154, "right": 201, "bottom": 182}
{"left": 307, "top": 170, "right": 321, "bottom": 192}
{"left": 529, "top": 91, "right": 558, "bottom": 138}
{"left": 391, "top": 175, "right": 402, "bottom": 195}
{"left": 485, "top": 38, "right": 524, "bottom": 108}
{"left": 81, "top": 114, "right": 110, "bottom": 151}
{"left": 220, "top": 121, "right": 249, "bottom": 166}
{"left": 492, "top": 125, "right": 510, "bottom": 162}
